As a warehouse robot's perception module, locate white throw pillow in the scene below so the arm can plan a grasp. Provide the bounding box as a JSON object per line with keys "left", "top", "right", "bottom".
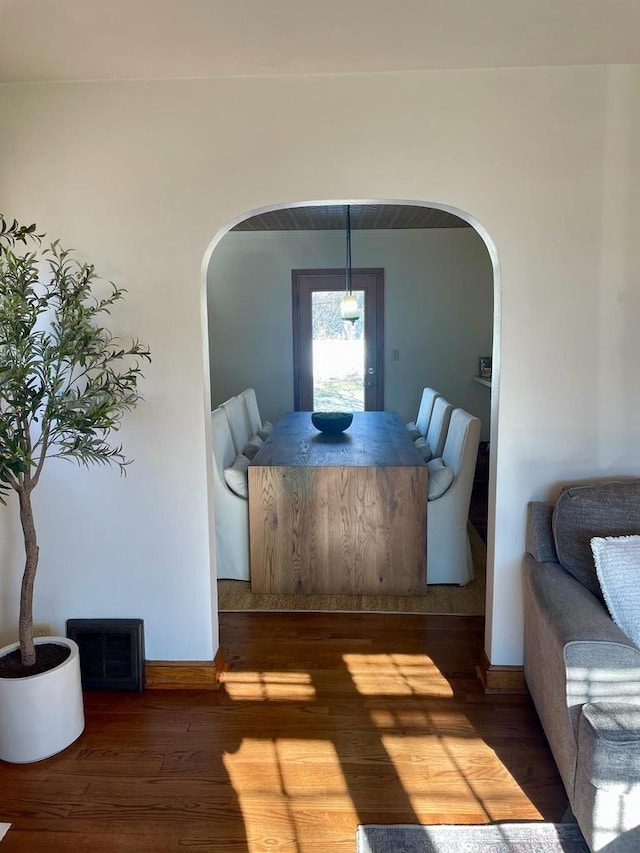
{"left": 406, "top": 421, "right": 421, "bottom": 441}
{"left": 427, "top": 457, "right": 454, "bottom": 500}
{"left": 591, "top": 535, "right": 640, "bottom": 647}
{"left": 223, "top": 453, "right": 251, "bottom": 499}
{"left": 415, "top": 436, "right": 432, "bottom": 462}
{"left": 242, "top": 433, "right": 264, "bottom": 460}
{"left": 257, "top": 420, "right": 274, "bottom": 441}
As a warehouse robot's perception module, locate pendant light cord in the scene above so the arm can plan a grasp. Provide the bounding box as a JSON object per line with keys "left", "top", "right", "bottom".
{"left": 345, "top": 205, "right": 352, "bottom": 295}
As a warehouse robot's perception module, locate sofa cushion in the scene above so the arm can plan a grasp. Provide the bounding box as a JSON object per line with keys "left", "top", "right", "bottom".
{"left": 427, "top": 457, "right": 454, "bottom": 500}
{"left": 406, "top": 421, "right": 421, "bottom": 441}
{"left": 224, "top": 453, "right": 251, "bottom": 498}
{"left": 591, "top": 535, "right": 640, "bottom": 648}
{"left": 415, "top": 436, "right": 432, "bottom": 462}
{"left": 242, "top": 433, "right": 264, "bottom": 460}
{"left": 256, "top": 420, "right": 274, "bottom": 441}
{"left": 552, "top": 480, "right": 640, "bottom": 601}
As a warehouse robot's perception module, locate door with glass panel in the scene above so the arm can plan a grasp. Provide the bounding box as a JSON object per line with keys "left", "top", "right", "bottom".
{"left": 292, "top": 269, "right": 384, "bottom": 411}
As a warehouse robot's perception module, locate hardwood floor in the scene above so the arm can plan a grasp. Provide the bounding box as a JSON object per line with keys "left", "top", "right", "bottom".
{"left": 0, "top": 613, "right": 567, "bottom": 852}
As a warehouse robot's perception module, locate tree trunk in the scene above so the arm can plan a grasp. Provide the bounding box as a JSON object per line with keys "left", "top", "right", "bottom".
{"left": 17, "top": 487, "right": 38, "bottom": 667}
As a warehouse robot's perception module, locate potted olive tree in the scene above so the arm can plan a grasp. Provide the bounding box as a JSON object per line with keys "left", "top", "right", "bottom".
{"left": 0, "top": 214, "right": 151, "bottom": 762}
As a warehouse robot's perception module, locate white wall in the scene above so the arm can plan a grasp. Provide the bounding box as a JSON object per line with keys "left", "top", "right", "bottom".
{"left": 1, "top": 66, "right": 639, "bottom": 665}
{"left": 208, "top": 228, "right": 493, "bottom": 439}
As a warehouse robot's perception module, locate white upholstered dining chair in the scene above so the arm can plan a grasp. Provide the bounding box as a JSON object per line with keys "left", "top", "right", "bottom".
{"left": 220, "top": 395, "right": 251, "bottom": 456}
{"left": 416, "top": 395, "right": 453, "bottom": 461}
{"left": 210, "top": 407, "right": 250, "bottom": 581}
{"left": 406, "top": 387, "right": 440, "bottom": 440}
{"left": 426, "top": 407, "right": 481, "bottom": 585}
{"left": 239, "top": 387, "right": 273, "bottom": 440}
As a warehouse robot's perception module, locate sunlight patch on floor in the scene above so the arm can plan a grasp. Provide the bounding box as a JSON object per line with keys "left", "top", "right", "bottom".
{"left": 224, "top": 738, "right": 357, "bottom": 853}
{"left": 342, "top": 653, "right": 454, "bottom": 698}
{"left": 224, "top": 738, "right": 351, "bottom": 796}
{"left": 223, "top": 670, "right": 316, "bottom": 701}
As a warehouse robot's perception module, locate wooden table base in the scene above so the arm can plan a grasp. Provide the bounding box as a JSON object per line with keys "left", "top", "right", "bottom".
{"left": 248, "top": 412, "right": 428, "bottom": 595}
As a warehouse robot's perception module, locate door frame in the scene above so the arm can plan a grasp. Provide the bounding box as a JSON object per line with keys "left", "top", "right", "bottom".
{"left": 291, "top": 268, "right": 385, "bottom": 411}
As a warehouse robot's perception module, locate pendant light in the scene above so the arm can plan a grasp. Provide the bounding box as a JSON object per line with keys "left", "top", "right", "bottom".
{"left": 340, "top": 205, "right": 359, "bottom": 323}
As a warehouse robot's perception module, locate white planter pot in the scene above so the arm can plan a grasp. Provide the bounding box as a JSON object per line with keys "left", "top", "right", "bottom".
{"left": 0, "top": 636, "right": 85, "bottom": 764}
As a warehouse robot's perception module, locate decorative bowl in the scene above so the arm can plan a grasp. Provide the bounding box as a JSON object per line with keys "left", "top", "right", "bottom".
{"left": 311, "top": 411, "right": 353, "bottom": 435}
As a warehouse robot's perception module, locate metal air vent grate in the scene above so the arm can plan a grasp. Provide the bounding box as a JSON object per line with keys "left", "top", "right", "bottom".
{"left": 66, "top": 618, "right": 145, "bottom": 691}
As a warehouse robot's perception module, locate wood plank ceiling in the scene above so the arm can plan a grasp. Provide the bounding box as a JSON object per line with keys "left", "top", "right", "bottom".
{"left": 232, "top": 204, "right": 470, "bottom": 231}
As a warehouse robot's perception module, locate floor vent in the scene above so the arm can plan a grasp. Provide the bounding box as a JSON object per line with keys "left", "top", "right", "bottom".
{"left": 66, "top": 618, "right": 145, "bottom": 691}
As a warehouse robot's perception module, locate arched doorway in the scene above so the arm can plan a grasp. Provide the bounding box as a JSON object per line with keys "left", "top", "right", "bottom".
{"left": 203, "top": 199, "right": 499, "bottom": 617}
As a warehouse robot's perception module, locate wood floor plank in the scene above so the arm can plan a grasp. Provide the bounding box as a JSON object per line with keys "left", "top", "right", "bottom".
{"left": 0, "top": 612, "right": 567, "bottom": 852}
{"left": 0, "top": 831, "right": 187, "bottom": 852}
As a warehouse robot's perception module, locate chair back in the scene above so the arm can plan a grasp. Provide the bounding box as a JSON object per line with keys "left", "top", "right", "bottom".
{"left": 220, "top": 396, "right": 250, "bottom": 455}
{"left": 426, "top": 396, "right": 453, "bottom": 458}
{"left": 211, "top": 407, "right": 237, "bottom": 472}
{"left": 239, "top": 387, "right": 262, "bottom": 436}
{"left": 415, "top": 387, "right": 440, "bottom": 436}
{"left": 442, "top": 408, "right": 481, "bottom": 481}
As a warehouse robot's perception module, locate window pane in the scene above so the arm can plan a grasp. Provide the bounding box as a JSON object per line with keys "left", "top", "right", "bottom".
{"left": 311, "top": 291, "right": 364, "bottom": 411}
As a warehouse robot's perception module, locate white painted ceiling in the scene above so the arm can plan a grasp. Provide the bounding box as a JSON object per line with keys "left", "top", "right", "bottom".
{"left": 1, "top": 0, "right": 640, "bottom": 84}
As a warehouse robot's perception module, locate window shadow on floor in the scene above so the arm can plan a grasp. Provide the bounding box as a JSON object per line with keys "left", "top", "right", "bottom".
{"left": 217, "top": 611, "right": 567, "bottom": 850}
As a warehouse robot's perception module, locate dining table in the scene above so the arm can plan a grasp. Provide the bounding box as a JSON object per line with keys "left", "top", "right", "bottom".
{"left": 248, "top": 410, "right": 428, "bottom": 595}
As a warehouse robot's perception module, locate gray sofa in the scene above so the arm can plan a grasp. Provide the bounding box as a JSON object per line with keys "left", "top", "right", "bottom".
{"left": 523, "top": 480, "right": 640, "bottom": 852}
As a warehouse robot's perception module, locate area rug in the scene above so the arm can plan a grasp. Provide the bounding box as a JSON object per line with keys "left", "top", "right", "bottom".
{"left": 356, "top": 822, "right": 589, "bottom": 852}
{"left": 218, "top": 524, "right": 486, "bottom": 615}
{"left": 0, "top": 824, "right": 10, "bottom": 842}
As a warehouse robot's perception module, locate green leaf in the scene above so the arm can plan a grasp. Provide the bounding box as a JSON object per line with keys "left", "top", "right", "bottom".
{"left": 1, "top": 214, "right": 151, "bottom": 496}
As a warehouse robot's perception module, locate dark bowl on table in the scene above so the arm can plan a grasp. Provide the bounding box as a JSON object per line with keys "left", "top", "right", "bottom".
{"left": 311, "top": 411, "right": 353, "bottom": 434}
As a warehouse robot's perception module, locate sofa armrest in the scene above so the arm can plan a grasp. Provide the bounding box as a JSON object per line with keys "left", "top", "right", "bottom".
{"left": 525, "top": 557, "right": 640, "bottom": 710}
{"left": 523, "top": 556, "right": 640, "bottom": 799}
{"left": 578, "top": 702, "right": 640, "bottom": 791}
{"left": 525, "top": 557, "right": 636, "bottom": 643}
{"left": 564, "top": 640, "right": 640, "bottom": 709}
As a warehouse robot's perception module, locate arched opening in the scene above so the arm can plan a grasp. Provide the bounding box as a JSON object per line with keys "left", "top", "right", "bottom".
{"left": 203, "top": 199, "right": 500, "bottom": 621}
